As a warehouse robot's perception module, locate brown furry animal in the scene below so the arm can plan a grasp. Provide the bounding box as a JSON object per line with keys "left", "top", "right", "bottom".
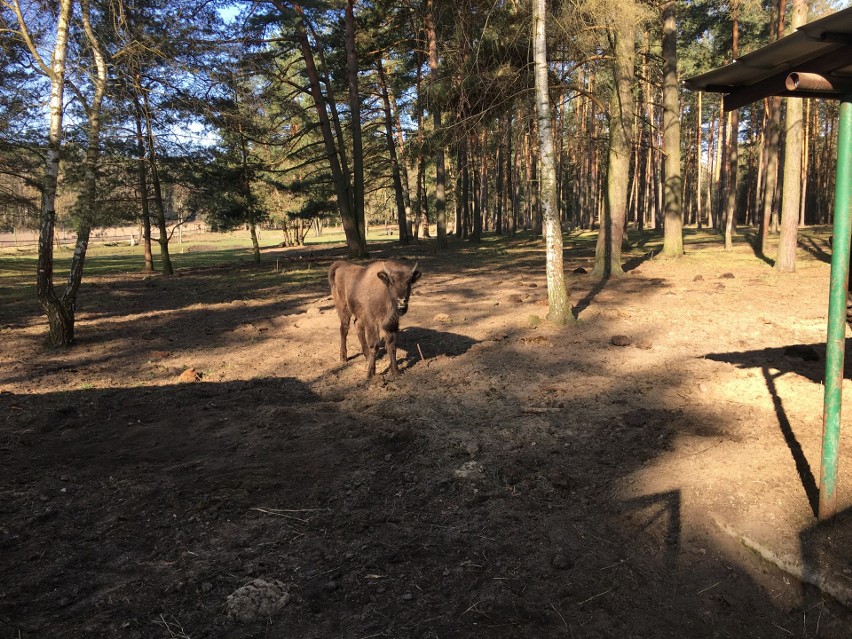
{"left": 329, "top": 259, "right": 421, "bottom": 378}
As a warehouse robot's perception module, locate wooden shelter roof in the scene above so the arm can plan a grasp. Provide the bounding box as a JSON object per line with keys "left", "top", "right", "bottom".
{"left": 684, "top": 7, "right": 852, "bottom": 111}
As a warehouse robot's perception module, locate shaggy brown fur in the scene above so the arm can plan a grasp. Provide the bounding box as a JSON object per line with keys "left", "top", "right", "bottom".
{"left": 329, "top": 259, "right": 421, "bottom": 378}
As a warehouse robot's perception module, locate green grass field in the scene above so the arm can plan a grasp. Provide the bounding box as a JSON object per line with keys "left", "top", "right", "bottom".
{"left": 0, "top": 224, "right": 835, "bottom": 326}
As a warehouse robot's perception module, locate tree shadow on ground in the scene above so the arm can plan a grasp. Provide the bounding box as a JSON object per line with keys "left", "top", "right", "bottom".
{"left": 330, "top": 327, "right": 478, "bottom": 376}
{"left": 5, "top": 235, "right": 852, "bottom": 638}
{"left": 704, "top": 343, "right": 850, "bottom": 517}
{"left": 399, "top": 326, "right": 479, "bottom": 362}
{"left": 742, "top": 230, "right": 775, "bottom": 267}
{"left": 622, "top": 251, "right": 657, "bottom": 272}
{"left": 797, "top": 235, "right": 832, "bottom": 265}
{"left": 572, "top": 277, "right": 606, "bottom": 318}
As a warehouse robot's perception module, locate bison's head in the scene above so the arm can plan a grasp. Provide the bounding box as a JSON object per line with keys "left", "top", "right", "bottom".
{"left": 378, "top": 261, "right": 421, "bottom": 316}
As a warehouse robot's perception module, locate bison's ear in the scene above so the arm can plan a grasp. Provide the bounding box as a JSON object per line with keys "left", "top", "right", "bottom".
{"left": 377, "top": 270, "right": 391, "bottom": 286}
{"left": 411, "top": 269, "right": 422, "bottom": 284}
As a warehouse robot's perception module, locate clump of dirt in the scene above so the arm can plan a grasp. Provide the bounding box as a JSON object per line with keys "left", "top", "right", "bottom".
{"left": 1, "top": 232, "right": 851, "bottom": 638}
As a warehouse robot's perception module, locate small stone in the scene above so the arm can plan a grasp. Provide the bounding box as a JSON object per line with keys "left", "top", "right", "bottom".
{"left": 693, "top": 274, "right": 704, "bottom": 282}
{"left": 201, "top": 582, "right": 213, "bottom": 593}
{"left": 551, "top": 553, "right": 574, "bottom": 570}
{"left": 402, "top": 592, "right": 414, "bottom": 601}
{"left": 635, "top": 339, "right": 653, "bottom": 350}
{"left": 433, "top": 313, "right": 452, "bottom": 324}
{"left": 720, "top": 272, "right": 735, "bottom": 279}
{"left": 464, "top": 440, "right": 480, "bottom": 457}
{"left": 610, "top": 335, "right": 631, "bottom": 347}
{"left": 454, "top": 461, "right": 485, "bottom": 480}
{"left": 225, "top": 579, "right": 290, "bottom": 623}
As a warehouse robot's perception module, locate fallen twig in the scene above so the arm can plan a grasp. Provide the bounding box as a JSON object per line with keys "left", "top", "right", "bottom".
{"left": 251, "top": 507, "right": 309, "bottom": 523}
{"left": 153, "top": 614, "right": 191, "bottom": 639}
{"left": 550, "top": 602, "right": 569, "bottom": 631}
{"left": 578, "top": 587, "right": 613, "bottom": 606}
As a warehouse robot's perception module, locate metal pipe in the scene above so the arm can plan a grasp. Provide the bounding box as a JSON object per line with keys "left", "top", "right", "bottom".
{"left": 786, "top": 72, "right": 835, "bottom": 92}
{"left": 820, "top": 94, "right": 852, "bottom": 520}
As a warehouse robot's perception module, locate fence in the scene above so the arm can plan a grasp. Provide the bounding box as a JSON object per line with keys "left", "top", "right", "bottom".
{"left": 0, "top": 224, "right": 208, "bottom": 250}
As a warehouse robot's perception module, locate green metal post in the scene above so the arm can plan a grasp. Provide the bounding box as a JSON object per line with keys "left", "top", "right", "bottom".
{"left": 820, "top": 94, "right": 852, "bottom": 520}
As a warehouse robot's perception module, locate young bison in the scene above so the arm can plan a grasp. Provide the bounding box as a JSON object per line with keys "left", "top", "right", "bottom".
{"left": 329, "top": 259, "right": 422, "bottom": 378}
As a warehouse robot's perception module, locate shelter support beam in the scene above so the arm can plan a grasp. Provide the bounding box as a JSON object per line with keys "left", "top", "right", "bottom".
{"left": 820, "top": 94, "right": 852, "bottom": 520}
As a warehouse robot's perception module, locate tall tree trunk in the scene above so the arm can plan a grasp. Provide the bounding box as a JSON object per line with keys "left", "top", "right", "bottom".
{"left": 724, "top": 12, "right": 739, "bottom": 251}
{"left": 763, "top": 0, "right": 786, "bottom": 240}
{"left": 133, "top": 93, "right": 154, "bottom": 272}
{"left": 776, "top": 0, "right": 807, "bottom": 271}
{"left": 530, "top": 122, "right": 541, "bottom": 237}
{"left": 593, "top": 17, "right": 635, "bottom": 277}
{"left": 496, "top": 116, "right": 505, "bottom": 235}
{"left": 377, "top": 59, "right": 409, "bottom": 244}
{"left": 418, "top": 158, "right": 429, "bottom": 237}
{"left": 141, "top": 89, "right": 174, "bottom": 275}
{"left": 724, "top": 112, "right": 739, "bottom": 249}
{"left": 344, "top": 0, "right": 366, "bottom": 244}
{"left": 471, "top": 131, "right": 483, "bottom": 242}
{"left": 235, "top": 117, "right": 261, "bottom": 265}
{"left": 415, "top": 53, "right": 429, "bottom": 238}
{"left": 34, "top": 0, "right": 74, "bottom": 346}
{"left": 696, "top": 90, "right": 703, "bottom": 228}
{"left": 425, "top": 0, "right": 448, "bottom": 248}
{"left": 661, "top": 2, "right": 683, "bottom": 256}
{"left": 458, "top": 142, "right": 467, "bottom": 238}
{"left": 389, "top": 78, "right": 414, "bottom": 238}
{"left": 65, "top": 0, "right": 107, "bottom": 309}
{"left": 249, "top": 222, "right": 260, "bottom": 263}
{"left": 533, "top": 0, "right": 571, "bottom": 323}
{"left": 758, "top": 97, "right": 777, "bottom": 254}
{"left": 508, "top": 112, "right": 518, "bottom": 236}
{"left": 290, "top": 4, "right": 365, "bottom": 257}
{"left": 477, "top": 128, "right": 486, "bottom": 240}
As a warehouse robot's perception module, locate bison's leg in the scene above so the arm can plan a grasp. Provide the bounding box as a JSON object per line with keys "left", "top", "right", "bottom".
{"left": 337, "top": 308, "right": 351, "bottom": 363}
{"left": 363, "top": 324, "right": 380, "bottom": 378}
{"left": 385, "top": 330, "right": 399, "bottom": 377}
{"left": 356, "top": 321, "right": 369, "bottom": 360}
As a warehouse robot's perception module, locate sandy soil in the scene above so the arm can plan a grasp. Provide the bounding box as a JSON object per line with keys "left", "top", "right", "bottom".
{"left": 1, "top": 233, "right": 851, "bottom": 638}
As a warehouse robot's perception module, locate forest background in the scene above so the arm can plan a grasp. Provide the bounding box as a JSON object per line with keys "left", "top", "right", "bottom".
{"left": 0, "top": 0, "right": 848, "bottom": 343}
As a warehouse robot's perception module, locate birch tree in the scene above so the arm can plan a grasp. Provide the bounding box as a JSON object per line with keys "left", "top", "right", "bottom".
{"left": 660, "top": 1, "right": 683, "bottom": 257}
{"left": 3, "top": 0, "right": 75, "bottom": 345}
{"left": 533, "top": 0, "right": 571, "bottom": 323}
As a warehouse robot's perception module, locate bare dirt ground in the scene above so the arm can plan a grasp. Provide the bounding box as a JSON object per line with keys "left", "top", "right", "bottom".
{"left": 2, "top": 232, "right": 852, "bottom": 638}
